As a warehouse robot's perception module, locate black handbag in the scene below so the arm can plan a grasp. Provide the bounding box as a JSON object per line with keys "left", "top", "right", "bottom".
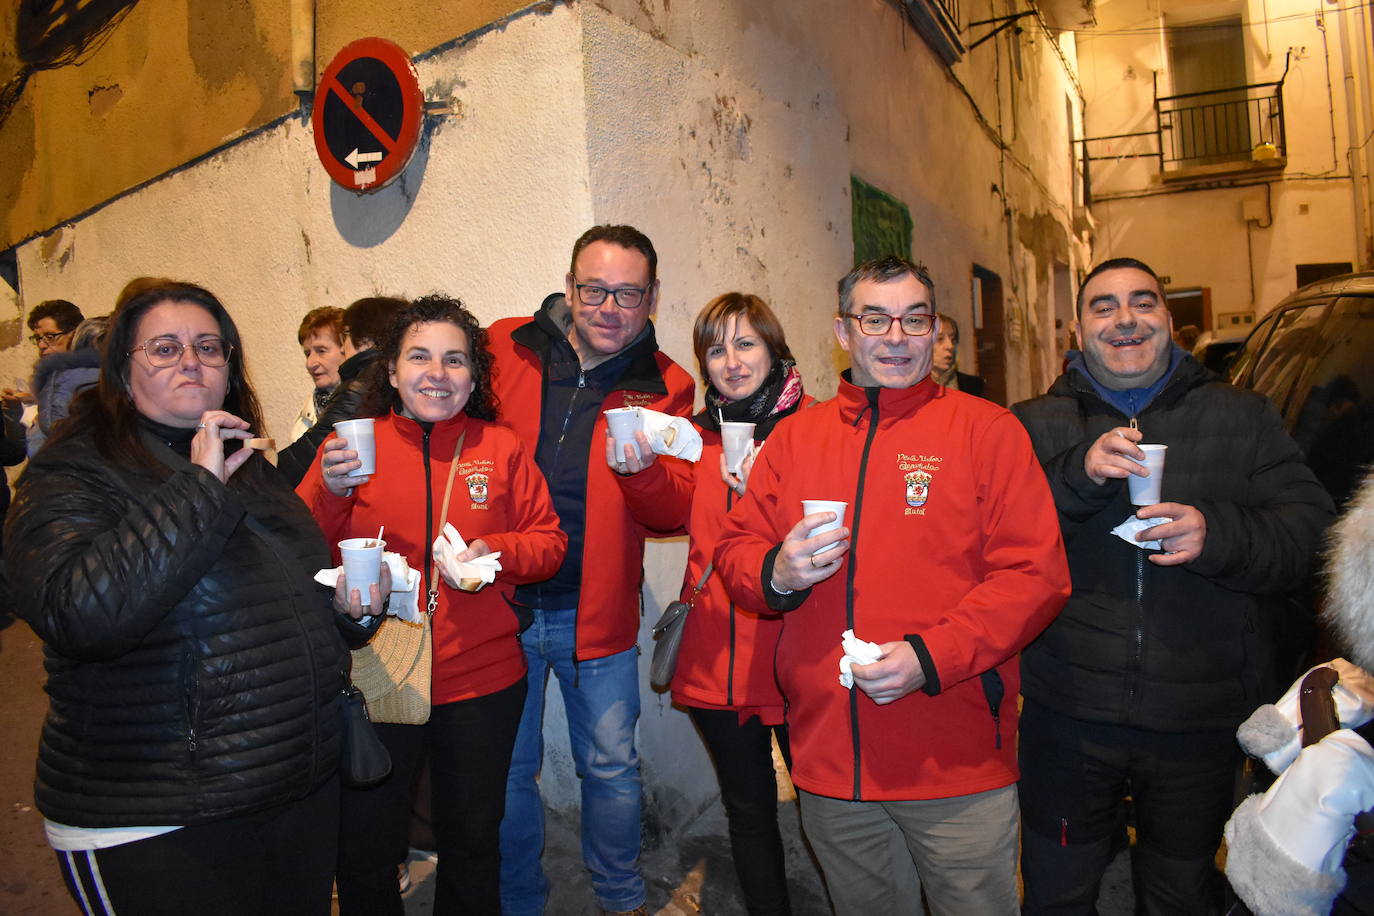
{"left": 339, "top": 683, "right": 392, "bottom": 788}
{"left": 650, "top": 564, "right": 712, "bottom": 691}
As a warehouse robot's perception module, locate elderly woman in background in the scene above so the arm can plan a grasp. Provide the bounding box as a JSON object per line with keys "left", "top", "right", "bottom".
{"left": 931, "top": 312, "right": 986, "bottom": 397}
{"left": 291, "top": 305, "right": 348, "bottom": 443}
{"left": 614, "top": 292, "right": 811, "bottom": 915}
{"left": 297, "top": 295, "right": 566, "bottom": 916}
{"left": 5, "top": 279, "right": 378, "bottom": 916}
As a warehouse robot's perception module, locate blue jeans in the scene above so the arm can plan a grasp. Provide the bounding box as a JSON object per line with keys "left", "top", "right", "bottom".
{"left": 499, "top": 608, "right": 644, "bottom": 914}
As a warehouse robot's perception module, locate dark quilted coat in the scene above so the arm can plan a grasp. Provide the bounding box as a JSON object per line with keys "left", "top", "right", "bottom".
{"left": 1012, "top": 356, "right": 1335, "bottom": 731}
{"left": 4, "top": 424, "right": 348, "bottom": 828}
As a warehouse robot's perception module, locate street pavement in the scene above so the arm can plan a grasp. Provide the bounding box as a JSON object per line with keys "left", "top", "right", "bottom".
{"left": 0, "top": 612, "right": 1135, "bottom": 915}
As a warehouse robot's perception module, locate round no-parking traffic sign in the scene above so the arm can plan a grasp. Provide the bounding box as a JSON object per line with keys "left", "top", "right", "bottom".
{"left": 312, "top": 37, "right": 423, "bottom": 193}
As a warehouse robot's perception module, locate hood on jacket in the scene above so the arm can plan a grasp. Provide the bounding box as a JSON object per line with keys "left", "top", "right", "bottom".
{"left": 31, "top": 347, "right": 102, "bottom": 394}
{"left": 1324, "top": 470, "right": 1374, "bottom": 671}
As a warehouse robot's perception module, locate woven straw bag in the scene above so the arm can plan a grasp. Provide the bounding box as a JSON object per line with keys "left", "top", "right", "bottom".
{"left": 350, "top": 614, "right": 432, "bottom": 725}
{"left": 345, "top": 428, "right": 466, "bottom": 726}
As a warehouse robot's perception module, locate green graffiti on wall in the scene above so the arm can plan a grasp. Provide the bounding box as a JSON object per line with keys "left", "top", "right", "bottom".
{"left": 851, "top": 176, "right": 913, "bottom": 266}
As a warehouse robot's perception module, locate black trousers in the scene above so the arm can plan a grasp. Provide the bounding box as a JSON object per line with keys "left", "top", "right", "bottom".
{"left": 56, "top": 775, "right": 339, "bottom": 916}
{"left": 336, "top": 677, "right": 526, "bottom": 916}
{"left": 1018, "top": 700, "right": 1238, "bottom": 916}
{"left": 689, "top": 705, "right": 794, "bottom": 916}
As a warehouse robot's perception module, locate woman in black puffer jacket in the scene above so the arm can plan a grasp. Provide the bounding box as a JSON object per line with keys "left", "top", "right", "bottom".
{"left": 4, "top": 279, "right": 381, "bottom": 916}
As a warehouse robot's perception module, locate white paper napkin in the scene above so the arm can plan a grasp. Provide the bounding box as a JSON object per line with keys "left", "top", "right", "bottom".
{"left": 838, "top": 628, "right": 883, "bottom": 688}
{"left": 315, "top": 551, "right": 423, "bottom": 622}
{"left": 639, "top": 408, "right": 703, "bottom": 462}
{"left": 433, "top": 522, "right": 503, "bottom": 591}
{"left": 1110, "top": 515, "right": 1173, "bottom": 551}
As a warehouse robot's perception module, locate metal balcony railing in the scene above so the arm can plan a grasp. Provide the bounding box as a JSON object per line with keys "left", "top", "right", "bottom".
{"left": 1155, "top": 78, "right": 1287, "bottom": 169}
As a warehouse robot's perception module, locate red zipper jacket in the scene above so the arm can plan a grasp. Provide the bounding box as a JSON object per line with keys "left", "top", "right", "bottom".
{"left": 659, "top": 402, "right": 814, "bottom": 716}
{"left": 716, "top": 377, "right": 1069, "bottom": 801}
{"left": 297, "top": 411, "right": 567, "bottom": 703}
{"left": 487, "top": 311, "right": 694, "bottom": 661}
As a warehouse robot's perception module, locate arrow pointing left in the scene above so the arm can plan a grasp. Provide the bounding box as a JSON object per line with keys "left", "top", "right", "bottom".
{"left": 345, "top": 148, "right": 385, "bottom": 169}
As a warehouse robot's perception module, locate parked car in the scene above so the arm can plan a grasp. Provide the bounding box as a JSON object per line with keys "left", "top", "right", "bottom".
{"left": 1228, "top": 271, "right": 1374, "bottom": 509}
{"left": 1191, "top": 327, "right": 1248, "bottom": 375}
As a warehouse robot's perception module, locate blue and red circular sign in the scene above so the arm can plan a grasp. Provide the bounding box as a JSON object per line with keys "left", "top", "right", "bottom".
{"left": 313, "top": 37, "right": 423, "bottom": 193}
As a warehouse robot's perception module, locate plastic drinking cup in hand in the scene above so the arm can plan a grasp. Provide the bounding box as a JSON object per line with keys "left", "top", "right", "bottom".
{"left": 604, "top": 408, "right": 644, "bottom": 462}
{"left": 802, "top": 499, "right": 848, "bottom": 557}
{"left": 339, "top": 537, "right": 385, "bottom": 605}
{"left": 1127, "top": 444, "right": 1168, "bottom": 506}
{"left": 720, "top": 422, "right": 757, "bottom": 475}
{"left": 333, "top": 419, "right": 376, "bottom": 477}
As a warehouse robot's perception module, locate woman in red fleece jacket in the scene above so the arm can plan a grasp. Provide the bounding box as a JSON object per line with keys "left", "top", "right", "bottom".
{"left": 297, "top": 296, "right": 566, "bottom": 916}
{"left": 633, "top": 293, "right": 810, "bottom": 916}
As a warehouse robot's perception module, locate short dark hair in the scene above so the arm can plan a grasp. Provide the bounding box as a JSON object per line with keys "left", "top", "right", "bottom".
{"left": 50, "top": 279, "right": 266, "bottom": 482}
{"left": 838, "top": 256, "right": 937, "bottom": 316}
{"left": 27, "top": 299, "right": 83, "bottom": 332}
{"left": 692, "top": 292, "right": 793, "bottom": 385}
{"left": 1076, "top": 258, "right": 1164, "bottom": 316}
{"left": 297, "top": 306, "right": 345, "bottom": 346}
{"left": 357, "top": 295, "right": 499, "bottom": 422}
{"left": 343, "top": 297, "right": 407, "bottom": 350}
{"left": 569, "top": 225, "right": 658, "bottom": 285}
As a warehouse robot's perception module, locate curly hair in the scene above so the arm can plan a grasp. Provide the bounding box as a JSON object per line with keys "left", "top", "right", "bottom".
{"left": 356, "top": 295, "right": 499, "bottom": 422}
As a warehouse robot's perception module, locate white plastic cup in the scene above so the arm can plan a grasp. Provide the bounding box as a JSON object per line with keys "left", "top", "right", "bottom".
{"left": 604, "top": 407, "right": 644, "bottom": 462}
{"left": 333, "top": 418, "right": 376, "bottom": 477}
{"left": 802, "top": 499, "right": 848, "bottom": 556}
{"left": 1127, "top": 444, "right": 1168, "bottom": 506}
{"left": 339, "top": 537, "right": 385, "bottom": 605}
{"left": 720, "top": 422, "right": 757, "bottom": 474}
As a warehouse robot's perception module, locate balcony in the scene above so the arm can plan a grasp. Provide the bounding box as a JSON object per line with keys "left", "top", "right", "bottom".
{"left": 1079, "top": 60, "right": 1289, "bottom": 202}
{"left": 1155, "top": 78, "right": 1287, "bottom": 182}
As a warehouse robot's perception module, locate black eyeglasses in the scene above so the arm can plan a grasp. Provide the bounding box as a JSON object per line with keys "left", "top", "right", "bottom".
{"left": 29, "top": 331, "right": 71, "bottom": 346}
{"left": 574, "top": 283, "right": 647, "bottom": 310}
{"left": 844, "top": 312, "right": 936, "bottom": 337}
{"left": 130, "top": 336, "right": 233, "bottom": 368}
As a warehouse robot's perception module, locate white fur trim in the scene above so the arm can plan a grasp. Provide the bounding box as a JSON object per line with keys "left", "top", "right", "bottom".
{"left": 1224, "top": 793, "right": 1346, "bottom": 916}
{"left": 1325, "top": 470, "right": 1374, "bottom": 673}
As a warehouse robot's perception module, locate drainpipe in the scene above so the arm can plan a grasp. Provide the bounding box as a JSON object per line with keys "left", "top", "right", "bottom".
{"left": 1335, "top": 0, "right": 1372, "bottom": 269}
{"left": 1356, "top": 0, "right": 1374, "bottom": 267}
{"left": 291, "top": 0, "right": 316, "bottom": 101}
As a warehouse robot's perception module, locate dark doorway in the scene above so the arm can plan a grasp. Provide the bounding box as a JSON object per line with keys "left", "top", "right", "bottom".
{"left": 972, "top": 265, "right": 1007, "bottom": 405}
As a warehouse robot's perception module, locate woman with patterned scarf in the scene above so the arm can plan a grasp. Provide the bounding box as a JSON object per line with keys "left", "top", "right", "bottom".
{"left": 666, "top": 292, "right": 811, "bottom": 915}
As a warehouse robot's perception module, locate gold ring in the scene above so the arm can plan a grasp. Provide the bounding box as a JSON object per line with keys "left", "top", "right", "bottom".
{"left": 810, "top": 554, "right": 819, "bottom": 569}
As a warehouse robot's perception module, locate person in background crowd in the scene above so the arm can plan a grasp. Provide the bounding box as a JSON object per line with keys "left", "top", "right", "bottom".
{"left": 1012, "top": 257, "right": 1335, "bottom": 915}
{"left": 1174, "top": 323, "right": 1201, "bottom": 353}
{"left": 3, "top": 299, "right": 87, "bottom": 459}
{"left": 5, "top": 279, "right": 377, "bottom": 916}
{"left": 491, "top": 225, "right": 695, "bottom": 916}
{"left": 291, "top": 306, "right": 347, "bottom": 443}
{"left": 716, "top": 256, "right": 1069, "bottom": 916}
{"left": 298, "top": 295, "right": 565, "bottom": 915}
{"left": 648, "top": 292, "right": 811, "bottom": 915}
{"left": 27, "top": 316, "right": 110, "bottom": 454}
{"left": 930, "top": 312, "right": 985, "bottom": 397}
{"left": 26, "top": 299, "right": 84, "bottom": 360}
{"left": 278, "top": 297, "right": 406, "bottom": 486}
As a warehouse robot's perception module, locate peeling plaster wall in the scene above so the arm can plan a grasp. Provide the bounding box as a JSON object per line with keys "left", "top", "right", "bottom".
{"left": 1080, "top": 0, "right": 1362, "bottom": 314}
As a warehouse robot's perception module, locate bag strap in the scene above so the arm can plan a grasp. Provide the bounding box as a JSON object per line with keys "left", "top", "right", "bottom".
{"left": 685, "top": 563, "right": 713, "bottom": 608}
{"left": 427, "top": 429, "right": 466, "bottom": 614}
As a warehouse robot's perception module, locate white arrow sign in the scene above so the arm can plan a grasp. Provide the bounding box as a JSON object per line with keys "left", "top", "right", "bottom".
{"left": 345, "top": 148, "right": 384, "bottom": 169}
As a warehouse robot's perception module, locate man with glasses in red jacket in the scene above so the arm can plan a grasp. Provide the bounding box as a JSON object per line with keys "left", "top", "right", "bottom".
{"left": 489, "top": 225, "right": 694, "bottom": 916}
{"left": 717, "top": 255, "right": 1069, "bottom": 916}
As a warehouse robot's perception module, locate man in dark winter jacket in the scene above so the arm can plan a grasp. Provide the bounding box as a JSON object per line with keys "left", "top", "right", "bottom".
{"left": 1012, "top": 257, "right": 1336, "bottom": 915}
